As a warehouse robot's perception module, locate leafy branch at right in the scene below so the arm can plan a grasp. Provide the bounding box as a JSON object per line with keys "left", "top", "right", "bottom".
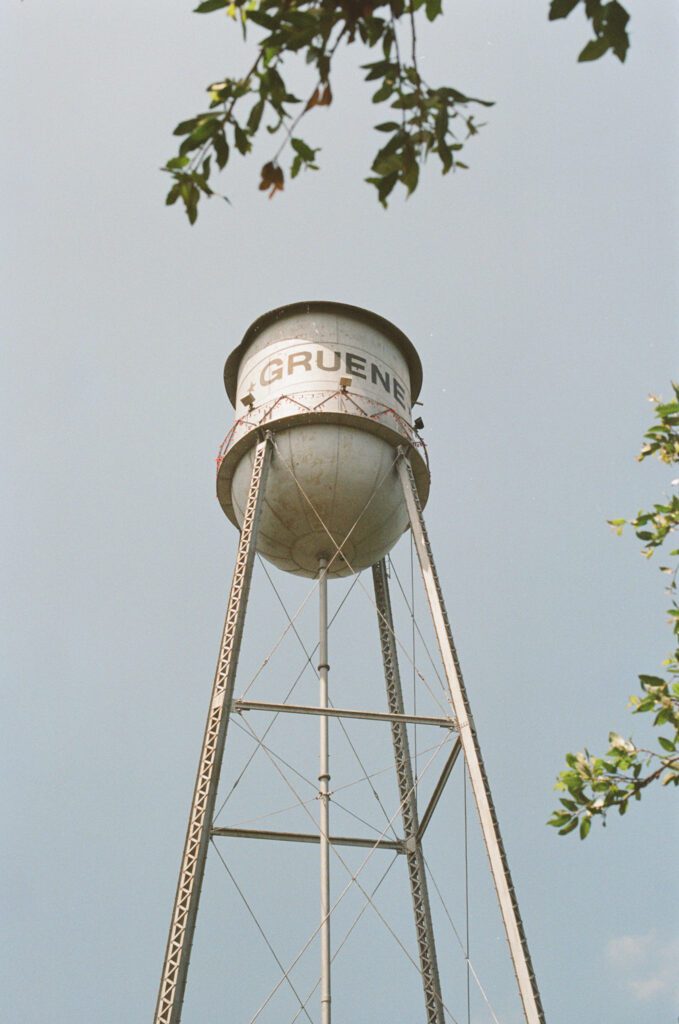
{"left": 549, "top": 386, "right": 679, "bottom": 839}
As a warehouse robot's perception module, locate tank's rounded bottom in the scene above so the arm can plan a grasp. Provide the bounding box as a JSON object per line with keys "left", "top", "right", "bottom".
{"left": 229, "top": 424, "right": 417, "bottom": 578}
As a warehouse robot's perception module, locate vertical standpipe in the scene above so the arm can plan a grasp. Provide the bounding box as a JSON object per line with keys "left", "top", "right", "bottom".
{"left": 318, "top": 558, "right": 331, "bottom": 1024}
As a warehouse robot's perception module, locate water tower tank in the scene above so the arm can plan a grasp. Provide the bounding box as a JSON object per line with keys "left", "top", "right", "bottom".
{"left": 217, "top": 301, "right": 430, "bottom": 578}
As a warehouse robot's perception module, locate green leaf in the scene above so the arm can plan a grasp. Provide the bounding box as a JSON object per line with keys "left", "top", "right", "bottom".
{"left": 606, "top": 2, "right": 630, "bottom": 61}
{"left": 578, "top": 36, "right": 611, "bottom": 62}
{"left": 425, "top": 0, "right": 442, "bottom": 21}
{"left": 247, "top": 100, "right": 265, "bottom": 134}
{"left": 549, "top": 0, "right": 579, "bottom": 19}
{"left": 558, "top": 818, "right": 579, "bottom": 835}
{"left": 372, "top": 82, "right": 394, "bottom": 104}
{"left": 372, "top": 132, "right": 403, "bottom": 166}
{"left": 658, "top": 736, "right": 676, "bottom": 752}
{"left": 374, "top": 121, "right": 400, "bottom": 132}
{"left": 438, "top": 140, "right": 453, "bottom": 173}
{"left": 402, "top": 159, "right": 419, "bottom": 195}
{"left": 441, "top": 86, "right": 494, "bottom": 108}
{"left": 639, "top": 675, "right": 666, "bottom": 687}
{"left": 366, "top": 170, "right": 399, "bottom": 208}
{"left": 165, "top": 183, "right": 181, "bottom": 206}
{"left": 194, "top": 0, "right": 228, "bottom": 12}
{"left": 185, "top": 116, "right": 221, "bottom": 148}
{"left": 234, "top": 124, "right": 251, "bottom": 155}
{"left": 579, "top": 816, "right": 591, "bottom": 839}
{"left": 246, "top": 9, "right": 278, "bottom": 29}
{"left": 372, "top": 152, "right": 402, "bottom": 177}
{"left": 173, "top": 118, "right": 200, "bottom": 137}
{"left": 180, "top": 181, "right": 200, "bottom": 224}
{"left": 656, "top": 401, "right": 679, "bottom": 416}
{"left": 360, "top": 14, "right": 387, "bottom": 47}
{"left": 213, "top": 131, "right": 230, "bottom": 169}
{"left": 166, "top": 156, "right": 190, "bottom": 170}
{"left": 291, "top": 137, "right": 317, "bottom": 162}
{"left": 391, "top": 93, "right": 421, "bottom": 110}
{"left": 194, "top": 175, "right": 213, "bottom": 197}
{"left": 363, "top": 60, "right": 395, "bottom": 82}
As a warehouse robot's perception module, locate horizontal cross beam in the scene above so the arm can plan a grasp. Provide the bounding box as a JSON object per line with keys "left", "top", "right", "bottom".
{"left": 233, "top": 699, "right": 456, "bottom": 730}
{"left": 211, "top": 826, "right": 404, "bottom": 852}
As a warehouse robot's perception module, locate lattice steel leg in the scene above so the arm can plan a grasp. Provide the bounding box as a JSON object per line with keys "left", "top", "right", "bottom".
{"left": 154, "top": 434, "right": 273, "bottom": 1024}
{"left": 397, "top": 451, "right": 547, "bottom": 1024}
{"left": 372, "top": 559, "right": 445, "bottom": 1024}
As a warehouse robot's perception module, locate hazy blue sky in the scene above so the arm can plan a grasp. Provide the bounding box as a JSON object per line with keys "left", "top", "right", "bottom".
{"left": 2, "top": 1, "right": 677, "bottom": 1022}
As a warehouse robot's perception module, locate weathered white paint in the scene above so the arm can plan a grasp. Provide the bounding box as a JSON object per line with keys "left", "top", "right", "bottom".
{"left": 236, "top": 323, "right": 412, "bottom": 412}
{"left": 218, "top": 302, "right": 428, "bottom": 578}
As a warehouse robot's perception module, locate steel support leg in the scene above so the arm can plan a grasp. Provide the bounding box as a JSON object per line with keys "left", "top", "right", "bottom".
{"left": 397, "top": 451, "right": 547, "bottom": 1024}
{"left": 372, "top": 559, "right": 445, "bottom": 1024}
{"left": 154, "top": 434, "right": 273, "bottom": 1024}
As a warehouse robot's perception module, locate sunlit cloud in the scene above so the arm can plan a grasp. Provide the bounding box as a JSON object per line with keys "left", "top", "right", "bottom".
{"left": 607, "top": 931, "right": 679, "bottom": 1004}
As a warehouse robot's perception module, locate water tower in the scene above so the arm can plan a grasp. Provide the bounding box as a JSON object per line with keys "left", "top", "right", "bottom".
{"left": 154, "top": 302, "right": 546, "bottom": 1024}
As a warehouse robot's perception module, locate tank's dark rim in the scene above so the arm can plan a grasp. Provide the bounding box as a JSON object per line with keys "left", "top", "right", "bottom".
{"left": 216, "top": 411, "right": 430, "bottom": 528}
{"left": 223, "top": 300, "right": 423, "bottom": 407}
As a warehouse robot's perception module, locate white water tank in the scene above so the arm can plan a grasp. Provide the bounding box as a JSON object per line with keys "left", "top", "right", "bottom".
{"left": 217, "top": 301, "right": 429, "bottom": 578}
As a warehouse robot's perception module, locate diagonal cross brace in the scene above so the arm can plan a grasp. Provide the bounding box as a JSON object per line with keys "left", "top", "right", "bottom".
{"left": 154, "top": 434, "right": 273, "bottom": 1024}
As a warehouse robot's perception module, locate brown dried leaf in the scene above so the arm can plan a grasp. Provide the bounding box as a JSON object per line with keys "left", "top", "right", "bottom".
{"left": 305, "top": 88, "right": 320, "bottom": 112}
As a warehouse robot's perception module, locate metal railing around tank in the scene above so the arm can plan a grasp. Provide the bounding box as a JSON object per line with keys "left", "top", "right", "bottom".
{"left": 216, "top": 388, "right": 428, "bottom": 472}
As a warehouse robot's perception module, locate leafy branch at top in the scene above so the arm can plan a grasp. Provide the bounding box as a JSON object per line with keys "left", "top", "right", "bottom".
{"left": 163, "top": 0, "right": 492, "bottom": 223}
{"left": 549, "top": 386, "right": 679, "bottom": 839}
{"left": 164, "top": 0, "right": 630, "bottom": 223}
